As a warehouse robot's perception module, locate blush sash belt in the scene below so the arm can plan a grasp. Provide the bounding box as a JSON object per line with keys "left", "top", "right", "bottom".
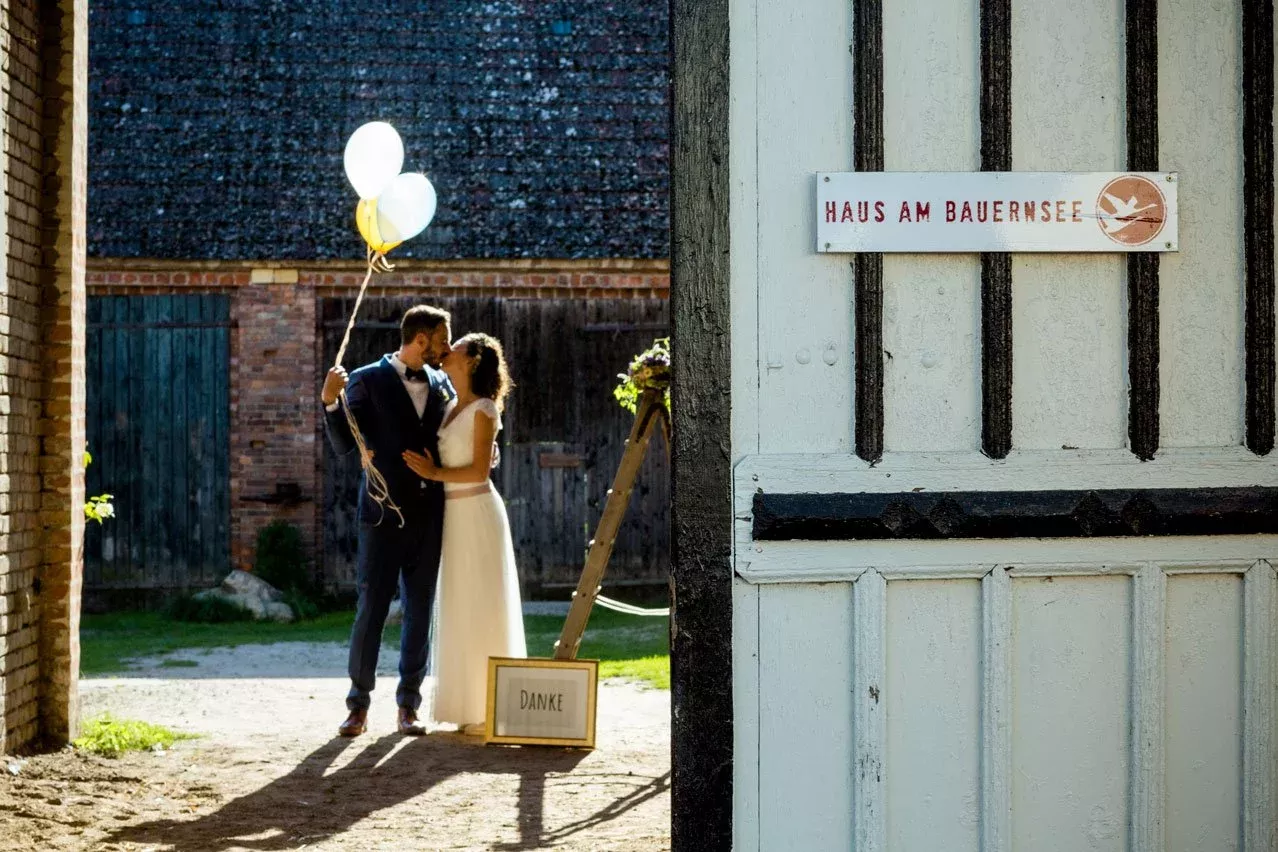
{"left": 444, "top": 482, "right": 492, "bottom": 500}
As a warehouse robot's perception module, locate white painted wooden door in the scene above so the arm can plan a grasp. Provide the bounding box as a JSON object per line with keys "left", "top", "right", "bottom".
{"left": 728, "top": 0, "right": 1278, "bottom": 849}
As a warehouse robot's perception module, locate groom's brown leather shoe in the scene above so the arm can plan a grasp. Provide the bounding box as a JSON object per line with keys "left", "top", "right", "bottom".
{"left": 397, "top": 706, "right": 426, "bottom": 736}
{"left": 338, "top": 708, "right": 368, "bottom": 738}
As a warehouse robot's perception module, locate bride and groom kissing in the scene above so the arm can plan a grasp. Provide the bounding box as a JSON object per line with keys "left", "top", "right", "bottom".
{"left": 321, "top": 305, "right": 526, "bottom": 738}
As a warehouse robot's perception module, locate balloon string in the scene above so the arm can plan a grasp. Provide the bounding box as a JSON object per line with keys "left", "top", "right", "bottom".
{"left": 334, "top": 248, "right": 404, "bottom": 528}
{"left": 333, "top": 247, "right": 380, "bottom": 368}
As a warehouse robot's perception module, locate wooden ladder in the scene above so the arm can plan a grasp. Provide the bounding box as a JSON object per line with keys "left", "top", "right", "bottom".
{"left": 553, "top": 388, "right": 668, "bottom": 660}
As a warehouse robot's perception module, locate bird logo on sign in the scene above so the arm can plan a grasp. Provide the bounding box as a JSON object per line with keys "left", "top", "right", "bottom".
{"left": 1095, "top": 175, "right": 1167, "bottom": 247}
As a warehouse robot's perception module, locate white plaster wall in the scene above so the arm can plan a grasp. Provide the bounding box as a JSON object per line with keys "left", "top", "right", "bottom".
{"left": 754, "top": 0, "right": 854, "bottom": 454}
{"left": 881, "top": 0, "right": 981, "bottom": 452}
{"left": 1159, "top": 0, "right": 1245, "bottom": 447}
{"left": 1010, "top": 0, "right": 1127, "bottom": 450}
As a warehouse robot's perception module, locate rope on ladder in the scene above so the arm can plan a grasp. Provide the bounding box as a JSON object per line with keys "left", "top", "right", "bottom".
{"left": 594, "top": 594, "right": 669, "bottom": 617}
{"left": 334, "top": 248, "right": 404, "bottom": 527}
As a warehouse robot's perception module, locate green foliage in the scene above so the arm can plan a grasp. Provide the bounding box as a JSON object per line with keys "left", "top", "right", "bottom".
{"left": 280, "top": 587, "right": 320, "bottom": 621}
{"left": 252, "top": 521, "right": 342, "bottom": 620}
{"left": 613, "top": 337, "right": 671, "bottom": 414}
{"left": 82, "top": 449, "right": 115, "bottom": 524}
{"left": 253, "top": 521, "right": 310, "bottom": 597}
{"left": 164, "top": 593, "right": 254, "bottom": 624}
{"left": 73, "top": 715, "right": 196, "bottom": 757}
{"left": 85, "top": 493, "right": 115, "bottom": 524}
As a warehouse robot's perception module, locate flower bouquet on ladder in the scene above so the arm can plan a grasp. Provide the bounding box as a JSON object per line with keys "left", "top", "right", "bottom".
{"left": 613, "top": 337, "right": 670, "bottom": 415}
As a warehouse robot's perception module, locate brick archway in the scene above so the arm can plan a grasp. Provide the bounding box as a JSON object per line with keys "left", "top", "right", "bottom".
{"left": 0, "top": 0, "right": 89, "bottom": 752}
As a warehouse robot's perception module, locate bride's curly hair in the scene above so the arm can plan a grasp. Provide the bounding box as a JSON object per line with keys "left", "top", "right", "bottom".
{"left": 461, "top": 333, "right": 514, "bottom": 411}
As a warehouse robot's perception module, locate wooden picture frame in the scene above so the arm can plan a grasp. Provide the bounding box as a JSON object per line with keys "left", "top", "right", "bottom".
{"left": 484, "top": 657, "right": 599, "bottom": 748}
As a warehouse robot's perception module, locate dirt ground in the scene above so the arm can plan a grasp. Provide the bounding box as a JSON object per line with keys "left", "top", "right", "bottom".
{"left": 0, "top": 643, "right": 670, "bottom": 851}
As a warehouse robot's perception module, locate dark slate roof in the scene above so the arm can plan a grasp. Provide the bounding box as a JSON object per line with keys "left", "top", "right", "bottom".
{"left": 88, "top": 2, "right": 669, "bottom": 261}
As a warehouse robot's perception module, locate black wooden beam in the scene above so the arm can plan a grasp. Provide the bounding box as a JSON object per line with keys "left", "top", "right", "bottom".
{"left": 670, "top": 0, "right": 733, "bottom": 847}
{"left": 1126, "top": 0, "right": 1160, "bottom": 461}
{"left": 1244, "top": 0, "right": 1276, "bottom": 455}
{"left": 753, "top": 487, "right": 1278, "bottom": 541}
{"left": 854, "top": 0, "right": 885, "bottom": 462}
{"left": 980, "top": 0, "right": 1013, "bottom": 459}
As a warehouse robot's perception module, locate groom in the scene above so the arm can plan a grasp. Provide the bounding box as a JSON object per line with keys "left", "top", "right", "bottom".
{"left": 321, "top": 305, "right": 453, "bottom": 737}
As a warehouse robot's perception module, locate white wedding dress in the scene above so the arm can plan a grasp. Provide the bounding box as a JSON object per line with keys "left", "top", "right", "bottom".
{"left": 430, "top": 397, "right": 527, "bottom": 727}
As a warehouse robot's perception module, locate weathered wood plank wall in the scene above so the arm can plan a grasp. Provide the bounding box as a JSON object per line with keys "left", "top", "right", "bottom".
{"left": 82, "top": 293, "right": 668, "bottom": 602}
{"left": 319, "top": 295, "right": 670, "bottom": 594}
{"left": 84, "top": 295, "right": 232, "bottom": 603}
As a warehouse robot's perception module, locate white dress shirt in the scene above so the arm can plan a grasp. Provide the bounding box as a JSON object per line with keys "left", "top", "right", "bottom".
{"left": 387, "top": 353, "right": 432, "bottom": 419}
{"left": 325, "top": 353, "right": 432, "bottom": 419}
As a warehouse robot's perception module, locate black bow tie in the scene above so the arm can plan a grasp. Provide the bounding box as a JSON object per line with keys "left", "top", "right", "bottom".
{"left": 403, "top": 366, "right": 429, "bottom": 383}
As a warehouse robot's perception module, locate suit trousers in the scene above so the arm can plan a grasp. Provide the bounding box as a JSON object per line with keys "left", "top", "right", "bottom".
{"left": 346, "top": 511, "right": 443, "bottom": 712}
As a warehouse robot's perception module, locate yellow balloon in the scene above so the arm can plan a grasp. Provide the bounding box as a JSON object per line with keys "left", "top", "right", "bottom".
{"left": 355, "top": 198, "right": 402, "bottom": 254}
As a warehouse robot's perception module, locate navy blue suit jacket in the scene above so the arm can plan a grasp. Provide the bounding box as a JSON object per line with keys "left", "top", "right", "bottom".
{"left": 324, "top": 355, "right": 451, "bottom": 526}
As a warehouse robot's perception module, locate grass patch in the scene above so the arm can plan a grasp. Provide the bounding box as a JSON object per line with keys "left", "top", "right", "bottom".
{"left": 601, "top": 656, "right": 669, "bottom": 690}
{"left": 81, "top": 605, "right": 671, "bottom": 688}
{"left": 525, "top": 609, "right": 669, "bottom": 689}
{"left": 164, "top": 593, "right": 254, "bottom": 624}
{"left": 158, "top": 658, "right": 199, "bottom": 669}
{"left": 72, "top": 715, "right": 196, "bottom": 758}
{"left": 79, "top": 610, "right": 361, "bottom": 675}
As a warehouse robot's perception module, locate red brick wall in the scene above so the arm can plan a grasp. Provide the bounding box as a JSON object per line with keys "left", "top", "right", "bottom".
{"left": 229, "top": 274, "right": 321, "bottom": 574}
{"left": 89, "top": 265, "right": 670, "bottom": 301}
{"left": 84, "top": 262, "right": 670, "bottom": 586}
{"left": 0, "top": 0, "right": 47, "bottom": 752}
{"left": 0, "top": 0, "right": 88, "bottom": 753}
{"left": 36, "top": 0, "right": 89, "bottom": 749}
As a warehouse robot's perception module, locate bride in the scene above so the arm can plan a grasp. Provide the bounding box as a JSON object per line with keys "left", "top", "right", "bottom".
{"left": 402, "top": 332, "right": 527, "bottom": 735}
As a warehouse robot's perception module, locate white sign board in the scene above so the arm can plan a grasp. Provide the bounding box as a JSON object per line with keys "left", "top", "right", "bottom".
{"left": 817, "top": 172, "right": 1178, "bottom": 253}
{"left": 486, "top": 657, "right": 597, "bottom": 747}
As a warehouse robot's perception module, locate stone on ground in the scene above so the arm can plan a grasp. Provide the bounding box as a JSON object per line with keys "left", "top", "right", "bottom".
{"left": 194, "top": 570, "right": 294, "bottom": 622}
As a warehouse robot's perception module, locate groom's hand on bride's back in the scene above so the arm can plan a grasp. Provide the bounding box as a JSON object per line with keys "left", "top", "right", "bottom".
{"left": 321, "top": 366, "right": 348, "bottom": 406}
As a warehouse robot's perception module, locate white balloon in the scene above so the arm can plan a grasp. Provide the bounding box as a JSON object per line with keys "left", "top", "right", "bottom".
{"left": 343, "top": 122, "right": 404, "bottom": 200}
{"left": 376, "top": 173, "right": 437, "bottom": 244}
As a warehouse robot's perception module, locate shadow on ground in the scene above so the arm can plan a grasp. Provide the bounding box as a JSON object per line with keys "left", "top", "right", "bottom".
{"left": 104, "top": 734, "right": 670, "bottom": 851}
